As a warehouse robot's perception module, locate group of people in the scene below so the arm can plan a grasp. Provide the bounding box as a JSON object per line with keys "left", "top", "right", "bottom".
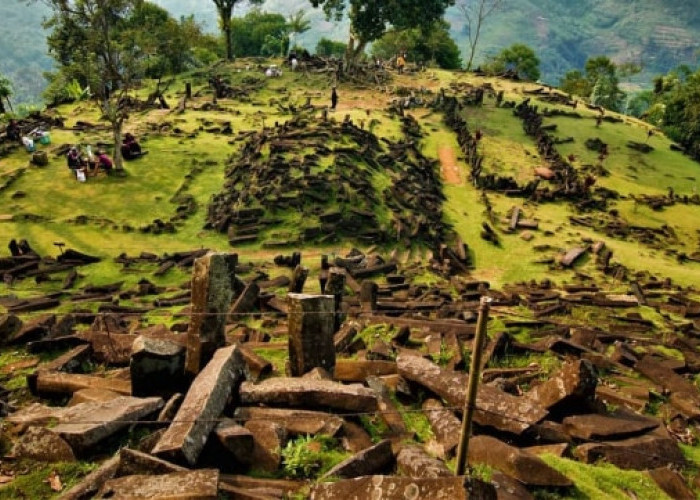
{"left": 65, "top": 133, "right": 144, "bottom": 181}
{"left": 66, "top": 145, "right": 113, "bottom": 180}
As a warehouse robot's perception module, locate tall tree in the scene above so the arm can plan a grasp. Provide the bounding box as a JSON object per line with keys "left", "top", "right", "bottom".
{"left": 286, "top": 9, "right": 310, "bottom": 54}
{"left": 457, "top": 0, "right": 504, "bottom": 71}
{"left": 0, "top": 73, "right": 13, "bottom": 114}
{"left": 41, "top": 0, "right": 145, "bottom": 171}
{"left": 486, "top": 43, "right": 540, "bottom": 81}
{"left": 211, "top": 0, "right": 264, "bottom": 61}
{"left": 309, "top": 0, "right": 455, "bottom": 69}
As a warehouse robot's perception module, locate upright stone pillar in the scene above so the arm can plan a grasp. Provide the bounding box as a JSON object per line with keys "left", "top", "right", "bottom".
{"left": 287, "top": 294, "right": 335, "bottom": 376}
{"left": 360, "top": 281, "right": 378, "bottom": 313}
{"left": 185, "top": 252, "right": 237, "bottom": 377}
{"left": 326, "top": 267, "right": 346, "bottom": 332}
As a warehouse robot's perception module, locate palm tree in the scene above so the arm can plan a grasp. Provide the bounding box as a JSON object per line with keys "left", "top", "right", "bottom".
{"left": 286, "top": 10, "right": 310, "bottom": 55}
{"left": 0, "top": 74, "right": 13, "bottom": 115}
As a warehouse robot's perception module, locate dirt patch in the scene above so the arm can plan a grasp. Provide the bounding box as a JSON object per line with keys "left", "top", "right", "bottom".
{"left": 438, "top": 146, "right": 461, "bottom": 185}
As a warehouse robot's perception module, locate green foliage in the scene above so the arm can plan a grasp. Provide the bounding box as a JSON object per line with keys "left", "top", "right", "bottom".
{"left": 486, "top": 43, "right": 541, "bottom": 81}
{"left": 0, "top": 73, "right": 13, "bottom": 114}
{"left": 560, "top": 69, "right": 591, "bottom": 97}
{"left": 315, "top": 38, "right": 347, "bottom": 58}
{"left": 310, "top": 0, "right": 455, "bottom": 58}
{"left": 281, "top": 435, "right": 349, "bottom": 479}
{"left": 231, "top": 10, "right": 289, "bottom": 57}
{"left": 540, "top": 455, "right": 671, "bottom": 499}
{"left": 647, "top": 65, "right": 700, "bottom": 159}
{"left": 211, "top": 0, "right": 265, "bottom": 60}
{"left": 0, "top": 460, "right": 96, "bottom": 500}
{"left": 372, "top": 21, "right": 462, "bottom": 69}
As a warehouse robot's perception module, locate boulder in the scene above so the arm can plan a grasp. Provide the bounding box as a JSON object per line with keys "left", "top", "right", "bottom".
{"left": 575, "top": 432, "right": 685, "bottom": 470}
{"left": 525, "top": 360, "right": 597, "bottom": 410}
{"left": 245, "top": 420, "right": 287, "bottom": 473}
{"left": 11, "top": 426, "right": 75, "bottom": 462}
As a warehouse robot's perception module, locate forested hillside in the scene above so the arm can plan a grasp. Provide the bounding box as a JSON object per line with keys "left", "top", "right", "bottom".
{"left": 2, "top": 0, "right": 700, "bottom": 104}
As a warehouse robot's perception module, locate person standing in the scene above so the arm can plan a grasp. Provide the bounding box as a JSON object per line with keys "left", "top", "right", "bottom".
{"left": 331, "top": 87, "right": 338, "bottom": 110}
{"left": 396, "top": 53, "right": 406, "bottom": 74}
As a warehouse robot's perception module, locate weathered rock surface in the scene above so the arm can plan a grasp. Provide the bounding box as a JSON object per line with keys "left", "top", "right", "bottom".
{"left": 574, "top": 433, "right": 686, "bottom": 470}
{"left": 396, "top": 445, "right": 451, "bottom": 478}
{"left": 97, "top": 469, "right": 219, "bottom": 499}
{"left": 52, "top": 396, "right": 163, "bottom": 452}
{"left": 562, "top": 413, "right": 659, "bottom": 440}
{"left": 310, "top": 475, "right": 497, "bottom": 500}
{"left": 287, "top": 293, "right": 336, "bottom": 376}
{"left": 130, "top": 335, "right": 186, "bottom": 397}
{"left": 11, "top": 426, "right": 76, "bottom": 462}
{"left": 422, "top": 398, "right": 461, "bottom": 456}
{"left": 397, "top": 354, "right": 546, "bottom": 434}
{"left": 235, "top": 407, "right": 343, "bottom": 436}
{"left": 525, "top": 360, "right": 597, "bottom": 410}
{"left": 239, "top": 378, "right": 377, "bottom": 412}
{"left": 468, "top": 435, "right": 572, "bottom": 487}
{"left": 245, "top": 420, "right": 287, "bottom": 473}
{"left": 321, "top": 439, "right": 394, "bottom": 479}
{"left": 152, "top": 345, "right": 244, "bottom": 465}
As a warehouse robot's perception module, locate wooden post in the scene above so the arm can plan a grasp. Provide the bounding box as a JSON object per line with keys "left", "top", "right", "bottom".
{"left": 185, "top": 82, "right": 192, "bottom": 100}
{"left": 455, "top": 296, "right": 491, "bottom": 476}
{"left": 360, "top": 281, "right": 378, "bottom": 313}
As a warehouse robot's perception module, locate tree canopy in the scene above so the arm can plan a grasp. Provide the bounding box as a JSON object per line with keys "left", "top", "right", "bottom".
{"left": 372, "top": 21, "right": 462, "bottom": 70}
{"left": 211, "top": 0, "right": 264, "bottom": 60}
{"left": 486, "top": 43, "right": 540, "bottom": 81}
{"left": 309, "top": 0, "right": 455, "bottom": 62}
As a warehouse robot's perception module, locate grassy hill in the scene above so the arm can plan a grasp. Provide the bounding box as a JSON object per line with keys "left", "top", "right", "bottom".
{"left": 1, "top": 62, "right": 700, "bottom": 498}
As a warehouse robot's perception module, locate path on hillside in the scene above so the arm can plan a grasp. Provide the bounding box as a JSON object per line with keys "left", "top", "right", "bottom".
{"left": 438, "top": 146, "right": 461, "bottom": 185}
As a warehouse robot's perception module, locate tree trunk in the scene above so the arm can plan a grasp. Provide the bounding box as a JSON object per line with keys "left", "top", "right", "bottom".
{"left": 6, "top": 98, "right": 12, "bottom": 113}
{"left": 0, "top": 99, "right": 5, "bottom": 114}
{"left": 224, "top": 22, "right": 233, "bottom": 60}
{"left": 112, "top": 121, "right": 124, "bottom": 171}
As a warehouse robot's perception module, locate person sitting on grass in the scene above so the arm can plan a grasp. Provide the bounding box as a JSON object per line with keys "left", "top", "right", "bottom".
{"left": 121, "top": 133, "right": 146, "bottom": 160}
{"left": 66, "top": 147, "right": 85, "bottom": 172}
{"left": 96, "top": 150, "right": 114, "bottom": 173}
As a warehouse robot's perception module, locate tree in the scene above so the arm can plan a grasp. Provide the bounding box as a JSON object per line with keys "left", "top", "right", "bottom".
{"left": 309, "top": 0, "right": 455, "bottom": 69}
{"left": 286, "top": 9, "right": 310, "bottom": 55}
{"left": 457, "top": 0, "right": 504, "bottom": 71}
{"left": 560, "top": 69, "right": 591, "bottom": 97}
{"left": 0, "top": 74, "right": 13, "bottom": 114}
{"left": 316, "top": 38, "right": 347, "bottom": 58}
{"left": 211, "top": 0, "right": 264, "bottom": 61}
{"left": 487, "top": 43, "right": 540, "bottom": 81}
{"left": 372, "top": 21, "right": 462, "bottom": 70}
{"left": 230, "top": 10, "right": 288, "bottom": 57}
{"left": 41, "top": 0, "right": 147, "bottom": 171}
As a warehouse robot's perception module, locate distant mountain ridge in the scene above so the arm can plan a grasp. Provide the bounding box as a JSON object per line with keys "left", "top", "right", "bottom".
{"left": 2, "top": 0, "right": 699, "bottom": 104}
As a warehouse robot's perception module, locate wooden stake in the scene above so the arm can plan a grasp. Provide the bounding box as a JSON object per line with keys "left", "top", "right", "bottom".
{"left": 455, "top": 296, "right": 491, "bottom": 476}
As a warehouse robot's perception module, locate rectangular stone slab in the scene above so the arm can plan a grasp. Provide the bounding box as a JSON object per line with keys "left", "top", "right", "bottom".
{"left": 98, "top": 469, "right": 219, "bottom": 499}
{"left": 235, "top": 407, "right": 343, "bottom": 436}
{"left": 52, "top": 396, "right": 163, "bottom": 451}
{"left": 310, "top": 475, "right": 496, "bottom": 500}
{"left": 397, "top": 354, "right": 546, "bottom": 435}
{"left": 239, "top": 378, "right": 377, "bottom": 412}
{"left": 152, "top": 345, "right": 244, "bottom": 465}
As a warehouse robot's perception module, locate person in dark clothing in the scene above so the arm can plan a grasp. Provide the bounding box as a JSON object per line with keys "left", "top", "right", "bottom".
{"left": 66, "top": 147, "right": 83, "bottom": 169}
{"left": 121, "top": 133, "right": 145, "bottom": 160}
{"left": 96, "top": 150, "right": 114, "bottom": 173}
{"left": 331, "top": 87, "right": 338, "bottom": 110}
{"left": 6, "top": 119, "right": 20, "bottom": 142}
